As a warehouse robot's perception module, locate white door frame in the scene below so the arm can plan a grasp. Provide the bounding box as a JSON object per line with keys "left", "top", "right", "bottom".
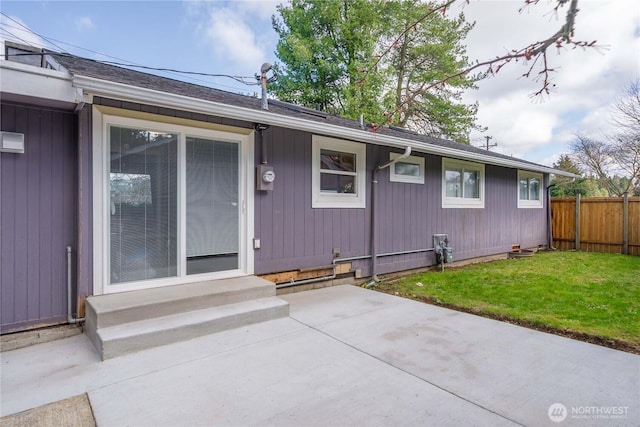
{"left": 92, "top": 106, "right": 254, "bottom": 295}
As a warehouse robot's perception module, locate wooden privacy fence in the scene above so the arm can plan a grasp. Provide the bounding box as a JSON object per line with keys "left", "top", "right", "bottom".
{"left": 551, "top": 194, "right": 640, "bottom": 255}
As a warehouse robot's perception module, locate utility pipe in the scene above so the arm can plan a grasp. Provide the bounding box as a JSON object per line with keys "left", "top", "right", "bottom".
{"left": 66, "top": 245, "right": 85, "bottom": 324}
{"left": 275, "top": 254, "right": 370, "bottom": 289}
{"left": 370, "top": 146, "right": 412, "bottom": 282}
{"left": 274, "top": 247, "right": 435, "bottom": 289}
{"left": 255, "top": 124, "right": 269, "bottom": 164}
{"left": 275, "top": 270, "right": 336, "bottom": 289}
{"left": 260, "top": 63, "right": 272, "bottom": 111}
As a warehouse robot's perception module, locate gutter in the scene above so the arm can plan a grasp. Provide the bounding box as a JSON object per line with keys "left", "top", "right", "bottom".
{"left": 71, "top": 75, "right": 577, "bottom": 178}
{"left": 1, "top": 60, "right": 84, "bottom": 106}
{"left": 370, "top": 147, "right": 412, "bottom": 281}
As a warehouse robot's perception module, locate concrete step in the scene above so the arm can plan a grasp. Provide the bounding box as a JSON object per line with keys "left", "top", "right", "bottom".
{"left": 84, "top": 276, "right": 290, "bottom": 360}
{"left": 86, "top": 276, "right": 276, "bottom": 329}
{"left": 95, "top": 297, "right": 289, "bottom": 360}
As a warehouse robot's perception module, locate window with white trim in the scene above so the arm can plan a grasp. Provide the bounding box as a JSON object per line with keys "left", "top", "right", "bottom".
{"left": 442, "top": 158, "right": 484, "bottom": 208}
{"left": 389, "top": 152, "right": 425, "bottom": 184}
{"left": 518, "top": 170, "right": 543, "bottom": 208}
{"left": 312, "top": 135, "right": 366, "bottom": 208}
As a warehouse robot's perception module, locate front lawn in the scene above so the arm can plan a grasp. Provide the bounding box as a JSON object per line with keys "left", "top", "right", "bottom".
{"left": 375, "top": 251, "right": 640, "bottom": 353}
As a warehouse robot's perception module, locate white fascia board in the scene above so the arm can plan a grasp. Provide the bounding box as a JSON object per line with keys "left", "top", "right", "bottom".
{"left": 0, "top": 60, "right": 83, "bottom": 104}
{"left": 73, "top": 74, "right": 578, "bottom": 178}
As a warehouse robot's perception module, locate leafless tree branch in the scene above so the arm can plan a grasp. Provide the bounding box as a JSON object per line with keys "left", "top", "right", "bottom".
{"left": 571, "top": 81, "right": 640, "bottom": 196}
{"left": 361, "top": 0, "right": 602, "bottom": 130}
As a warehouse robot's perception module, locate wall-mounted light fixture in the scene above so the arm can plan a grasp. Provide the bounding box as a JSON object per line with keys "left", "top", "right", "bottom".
{"left": 0, "top": 131, "right": 25, "bottom": 153}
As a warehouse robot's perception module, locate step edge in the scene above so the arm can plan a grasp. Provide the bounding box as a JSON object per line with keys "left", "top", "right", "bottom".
{"left": 98, "top": 301, "right": 289, "bottom": 359}
{"left": 97, "top": 297, "right": 289, "bottom": 341}
{"left": 87, "top": 276, "right": 275, "bottom": 313}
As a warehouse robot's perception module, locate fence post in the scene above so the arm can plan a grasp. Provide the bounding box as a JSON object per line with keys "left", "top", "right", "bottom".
{"left": 575, "top": 194, "right": 581, "bottom": 251}
{"left": 623, "top": 192, "right": 629, "bottom": 255}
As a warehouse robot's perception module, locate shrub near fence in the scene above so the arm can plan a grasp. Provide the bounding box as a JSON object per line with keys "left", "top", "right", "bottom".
{"left": 551, "top": 194, "right": 640, "bottom": 255}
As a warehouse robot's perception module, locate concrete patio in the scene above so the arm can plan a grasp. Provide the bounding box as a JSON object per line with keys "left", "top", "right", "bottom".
{"left": 1, "top": 285, "right": 638, "bottom": 426}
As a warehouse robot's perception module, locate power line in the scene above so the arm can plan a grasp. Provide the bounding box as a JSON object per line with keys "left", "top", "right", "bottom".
{"left": 0, "top": 15, "right": 262, "bottom": 92}
{"left": 0, "top": 27, "right": 36, "bottom": 48}
{"left": 0, "top": 12, "right": 68, "bottom": 54}
{"left": 0, "top": 22, "right": 252, "bottom": 91}
{"left": 0, "top": 24, "right": 53, "bottom": 51}
{"left": 475, "top": 135, "right": 498, "bottom": 151}
{"left": 88, "top": 58, "right": 260, "bottom": 86}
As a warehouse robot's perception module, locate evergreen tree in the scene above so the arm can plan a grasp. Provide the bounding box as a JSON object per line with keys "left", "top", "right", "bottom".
{"left": 550, "top": 155, "right": 608, "bottom": 197}
{"left": 272, "top": 0, "right": 478, "bottom": 143}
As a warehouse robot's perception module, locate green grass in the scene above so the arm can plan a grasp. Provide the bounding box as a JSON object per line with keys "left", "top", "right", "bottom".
{"left": 375, "top": 251, "right": 640, "bottom": 351}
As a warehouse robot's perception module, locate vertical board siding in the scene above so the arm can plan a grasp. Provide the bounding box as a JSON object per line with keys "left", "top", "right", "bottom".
{"left": 254, "top": 133, "right": 548, "bottom": 275}
{"left": 552, "top": 197, "right": 640, "bottom": 255}
{"left": 254, "top": 130, "right": 374, "bottom": 274}
{"left": 1, "top": 104, "right": 77, "bottom": 333}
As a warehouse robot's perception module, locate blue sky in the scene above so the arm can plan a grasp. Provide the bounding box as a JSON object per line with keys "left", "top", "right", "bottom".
{"left": 1, "top": 0, "right": 639, "bottom": 166}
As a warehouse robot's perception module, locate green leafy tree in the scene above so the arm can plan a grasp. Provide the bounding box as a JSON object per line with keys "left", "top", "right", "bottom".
{"left": 381, "top": 0, "right": 477, "bottom": 141}
{"left": 272, "top": 0, "right": 384, "bottom": 117}
{"left": 271, "top": 0, "right": 478, "bottom": 143}
{"left": 550, "top": 154, "right": 608, "bottom": 197}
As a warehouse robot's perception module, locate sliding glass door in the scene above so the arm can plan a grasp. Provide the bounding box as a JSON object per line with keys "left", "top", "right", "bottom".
{"left": 107, "top": 123, "right": 243, "bottom": 288}
{"left": 109, "top": 127, "right": 178, "bottom": 284}
{"left": 186, "top": 137, "right": 239, "bottom": 274}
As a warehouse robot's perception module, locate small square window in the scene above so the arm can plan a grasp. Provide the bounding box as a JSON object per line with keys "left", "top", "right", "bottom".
{"left": 442, "top": 158, "right": 484, "bottom": 208}
{"left": 518, "top": 170, "right": 544, "bottom": 208}
{"left": 389, "top": 153, "right": 425, "bottom": 184}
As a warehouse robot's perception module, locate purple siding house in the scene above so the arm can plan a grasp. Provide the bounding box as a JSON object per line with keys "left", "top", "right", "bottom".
{"left": 1, "top": 47, "right": 574, "bottom": 344}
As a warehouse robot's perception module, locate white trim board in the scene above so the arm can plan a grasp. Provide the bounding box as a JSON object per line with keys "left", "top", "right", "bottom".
{"left": 73, "top": 74, "right": 577, "bottom": 178}
{"left": 91, "top": 106, "right": 254, "bottom": 295}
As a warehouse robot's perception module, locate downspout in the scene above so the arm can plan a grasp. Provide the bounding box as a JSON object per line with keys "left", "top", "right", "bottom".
{"left": 66, "top": 245, "right": 85, "bottom": 324}
{"left": 370, "top": 146, "right": 412, "bottom": 282}
{"left": 546, "top": 184, "right": 557, "bottom": 250}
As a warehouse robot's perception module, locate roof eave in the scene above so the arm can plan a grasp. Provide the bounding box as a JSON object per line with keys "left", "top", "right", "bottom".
{"left": 72, "top": 74, "right": 578, "bottom": 178}
{"left": 1, "top": 60, "right": 83, "bottom": 108}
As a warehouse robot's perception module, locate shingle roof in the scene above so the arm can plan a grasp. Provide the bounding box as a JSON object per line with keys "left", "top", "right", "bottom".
{"left": 53, "top": 53, "right": 544, "bottom": 169}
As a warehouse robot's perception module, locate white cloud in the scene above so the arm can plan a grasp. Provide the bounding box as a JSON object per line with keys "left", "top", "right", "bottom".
{"left": 204, "top": 8, "right": 265, "bottom": 70}
{"left": 0, "top": 14, "right": 49, "bottom": 51}
{"left": 187, "top": 1, "right": 279, "bottom": 76}
{"left": 74, "top": 16, "right": 94, "bottom": 32}
{"left": 234, "top": 0, "right": 280, "bottom": 21}
{"left": 459, "top": 0, "right": 640, "bottom": 164}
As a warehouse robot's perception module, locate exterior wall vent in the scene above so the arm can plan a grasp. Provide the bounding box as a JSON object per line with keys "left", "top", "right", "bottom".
{"left": 0, "top": 131, "right": 25, "bottom": 154}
